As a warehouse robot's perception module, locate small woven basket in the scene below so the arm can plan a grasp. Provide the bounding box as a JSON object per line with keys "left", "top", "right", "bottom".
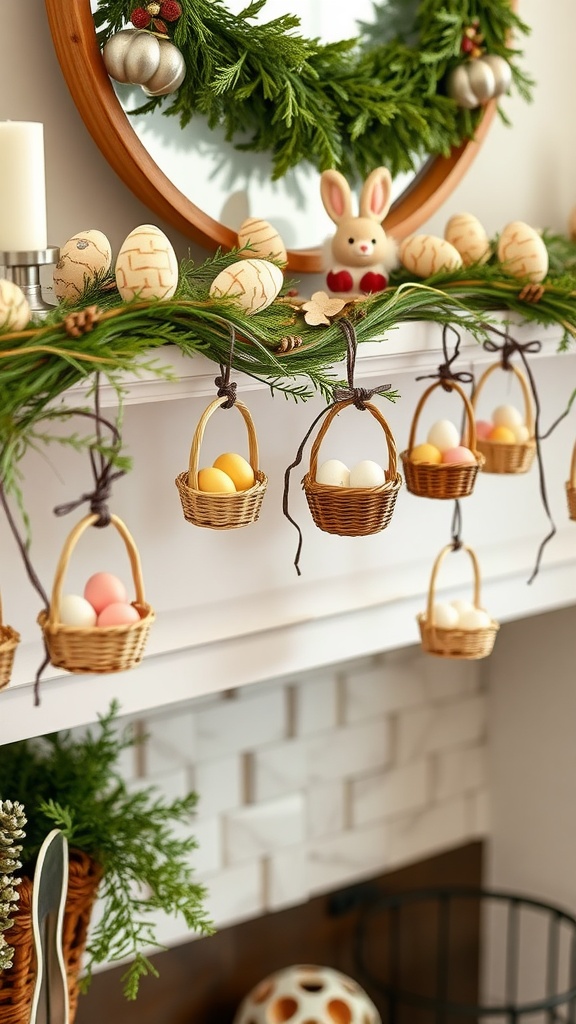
{"left": 302, "top": 398, "right": 402, "bottom": 537}
{"left": 175, "top": 397, "right": 268, "bottom": 529}
{"left": 472, "top": 362, "right": 536, "bottom": 474}
{"left": 567, "top": 442, "right": 576, "bottom": 521}
{"left": 400, "top": 380, "right": 484, "bottom": 499}
{"left": 0, "top": 847, "right": 102, "bottom": 1024}
{"left": 38, "top": 513, "right": 154, "bottom": 674}
{"left": 417, "top": 544, "right": 499, "bottom": 660}
{"left": 0, "top": 592, "right": 19, "bottom": 691}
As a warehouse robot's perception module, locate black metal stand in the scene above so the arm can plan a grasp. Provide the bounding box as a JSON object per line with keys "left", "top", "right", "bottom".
{"left": 354, "top": 888, "right": 576, "bottom": 1023}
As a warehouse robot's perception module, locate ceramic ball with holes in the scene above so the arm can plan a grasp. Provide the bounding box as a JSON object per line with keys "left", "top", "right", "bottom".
{"left": 233, "top": 964, "right": 381, "bottom": 1024}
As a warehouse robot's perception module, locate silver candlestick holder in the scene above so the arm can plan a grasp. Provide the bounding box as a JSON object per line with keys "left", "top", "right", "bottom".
{"left": 0, "top": 246, "right": 60, "bottom": 319}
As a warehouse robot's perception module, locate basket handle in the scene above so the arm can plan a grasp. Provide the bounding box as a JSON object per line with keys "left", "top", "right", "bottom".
{"left": 471, "top": 362, "right": 534, "bottom": 435}
{"left": 48, "top": 513, "right": 146, "bottom": 626}
{"left": 426, "top": 544, "right": 482, "bottom": 624}
{"left": 407, "top": 380, "right": 477, "bottom": 453}
{"left": 187, "top": 397, "right": 260, "bottom": 488}
{"left": 570, "top": 442, "right": 576, "bottom": 488}
{"left": 308, "top": 399, "right": 398, "bottom": 480}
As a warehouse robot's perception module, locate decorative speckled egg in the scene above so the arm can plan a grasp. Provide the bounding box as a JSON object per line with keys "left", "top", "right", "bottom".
{"left": 209, "top": 258, "right": 283, "bottom": 314}
{"left": 115, "top": 224, "right": 178, "bottom": 301}
{"left": 53, "top": 229, "right": 112, "bottom": 301}
{"left": 399, "top": 235, "right": 463, "bottom": 278}
{"left": 444, "top": 213, "right": 491, "bottom": 266}
{"left": 237, "top": 218, "right": 287, "bottom": 266}
{"left": 497, "top": 221, "right": 549, "bottom": 282}
{"left": 0, "top": 279, "right": 30, "bottom": 331}
{"left": 233, "top": 965, "right": 381, "bottom": 1024}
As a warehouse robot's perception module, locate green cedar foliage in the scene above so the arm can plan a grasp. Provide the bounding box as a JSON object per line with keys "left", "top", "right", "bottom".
{"left": 93, "top": 0, "right": 532, "bottom": 180}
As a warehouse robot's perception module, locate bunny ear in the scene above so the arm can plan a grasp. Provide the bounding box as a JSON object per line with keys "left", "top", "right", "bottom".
{"left": 359, "top": 167, "right": 393, "bottom": 221}
{"left": 320, "top": 170, "right": 353, "bottom": 224}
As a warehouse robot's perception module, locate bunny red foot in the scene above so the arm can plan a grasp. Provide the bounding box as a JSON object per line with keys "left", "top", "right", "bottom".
{"left": 359, "top": 271, "right": 387, "bottom": 293}
{"left": 326, "top": 269, "right": 354, "bottom": 292}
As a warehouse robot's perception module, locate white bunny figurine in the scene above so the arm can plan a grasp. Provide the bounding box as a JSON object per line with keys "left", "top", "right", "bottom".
{"left": 320, "top": 166, "right": 398, "bottom": 296}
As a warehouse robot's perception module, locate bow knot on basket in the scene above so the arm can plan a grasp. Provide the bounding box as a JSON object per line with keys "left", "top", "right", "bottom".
{"left": 471, "top": 362, "right": 536, "bottom": 474}
{"left": 418, "top": 544, "right": 499, "bottom": 660}
{"left": 37, "top": 513, "right": 154, "bottom": 675}
{"left": 175, "top": 396, "right": 268, "bottom": 530}
{"left": 401, "top": 379, "right": 484, "bottom": 499}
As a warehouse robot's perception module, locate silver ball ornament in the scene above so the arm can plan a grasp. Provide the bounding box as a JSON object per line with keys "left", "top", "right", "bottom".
{"left": 480, "top": 53, "right": 513, "bottom": 97}
{"left": 102, "top": 28, "right": 185, "bottom": 97}
{"left": 141, "top": 39, "right": 186, "bottom": 96}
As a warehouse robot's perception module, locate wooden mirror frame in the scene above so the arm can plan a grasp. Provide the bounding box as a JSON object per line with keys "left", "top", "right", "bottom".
{"left": 45, "top": 0, "right": 497, "bottom": 274}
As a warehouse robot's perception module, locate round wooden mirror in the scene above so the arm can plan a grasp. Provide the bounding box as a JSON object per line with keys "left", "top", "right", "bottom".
{"left": 45, "top": 0, "right": 497, "bottom": 274}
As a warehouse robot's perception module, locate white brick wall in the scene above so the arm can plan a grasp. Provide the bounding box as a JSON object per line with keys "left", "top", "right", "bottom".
{"left": 108, "top": 646, "right": 489, "bottom": 944}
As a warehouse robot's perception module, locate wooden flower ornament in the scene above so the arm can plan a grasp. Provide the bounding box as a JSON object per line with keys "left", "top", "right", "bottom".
{"left": 320, "top": 167, "right": 398, "bottom": 296}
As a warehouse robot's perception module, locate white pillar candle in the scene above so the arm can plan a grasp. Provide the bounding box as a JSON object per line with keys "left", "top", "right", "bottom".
{"left": 0, "top": 121, "right": 48, "bottom": 252}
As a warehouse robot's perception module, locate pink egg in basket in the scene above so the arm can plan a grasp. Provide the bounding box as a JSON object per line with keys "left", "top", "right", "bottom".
{"left": 97, "top": 602, "right": 140, "bottom": 627}
{"left": 84, "top": 572, "right": 128, "bottom": 614}
{"left": 441, "top": 446, "right": 476, "bottom": 465}
{"left": 475, "top": 420, "right": 493, "bottom": 441}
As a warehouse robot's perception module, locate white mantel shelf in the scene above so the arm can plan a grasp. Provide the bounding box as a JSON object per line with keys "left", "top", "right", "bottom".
{"left": 2, "top": 320, "right": 575, "bottom": 743}
{"left": 80, "top": 316, "right": 564, "bottom": 405}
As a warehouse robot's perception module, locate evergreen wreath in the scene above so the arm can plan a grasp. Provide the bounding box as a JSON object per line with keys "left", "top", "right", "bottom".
{"left": 93, "top": 0, "right": 532, "bottom": 180}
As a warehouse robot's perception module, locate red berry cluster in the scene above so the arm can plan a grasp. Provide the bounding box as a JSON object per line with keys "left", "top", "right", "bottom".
{"left": 460, "top": 19, "right": 485, "bottom": 59}
{"left": 130, "top": 0, "right": 181, "bottom": 35}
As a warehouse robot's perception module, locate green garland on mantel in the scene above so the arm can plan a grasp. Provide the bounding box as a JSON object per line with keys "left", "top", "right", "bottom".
{"left": 93, "top": 0, "right": 532, "bottom": 179}
{"left": 2, "top": 237, "right": 576, "bottom": 510}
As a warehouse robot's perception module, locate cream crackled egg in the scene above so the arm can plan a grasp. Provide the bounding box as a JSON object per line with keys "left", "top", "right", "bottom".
{"left": 0, "top": 279, "right": 30, "bottom": 330}
{"left": 444, "top": 213, "right": 492, "bottom": 266}
{"left": 209, "top": 258, "right": 283, "bottom": 314}
{"left": 399, "top": 234, "right": 463, "bottom": 278}
{"left": 497, "top": 221, "right": 549, "bottom": 283}
{"left": 53, "top": 229, "right": 112, "bottom": 301}
{"left": 115, "top": 224, "right": 179, "bottom": 301}
{"left": 237, "top": 217, "right": 287, "bottom": 265}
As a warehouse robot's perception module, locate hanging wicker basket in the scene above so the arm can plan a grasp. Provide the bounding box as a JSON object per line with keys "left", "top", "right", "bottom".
{"left": 417, "top": 544, "right": 499, "bottom": 660}
{"left": 302, "top": 398, "right": 402, "bottom": 537}
{"left": 400, "top": 380, "right": 484, "bottom": 499}
{"left": 0, "top": 592, "right": 19, "bottom": 691}
{"left": 0, "top": 847, "right": 102, "bottom": 1024}
{"left": 175, "top": 397, "right": 268, "bottom": 529}
{"left": 567, "top": 443, "right": 576, "bottom": 521}
{"left": 38, "top": 513, "right": 154, "bottom": 674}
{"left": 471, "top": 362, "right": 536, "bottom": 474}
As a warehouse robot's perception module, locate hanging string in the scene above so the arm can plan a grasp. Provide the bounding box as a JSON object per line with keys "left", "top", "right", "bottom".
{"left": 480, "top": 326, "right": 552, "bottom": 583}
{"left": 53, "top": 379, "right": 126, "bottom": 527}
{"left": 213, "top": 324, "right": 238, "bottom": 408}
{"left": 282, "top": 319, "right": 392, "bottom": 575}
{"left": 333, "top": 319, "right": 392, "bottom": 407}
{"left": 416, "top": 324, "right": 475, "bottom": 389}
{"left": 451, "top": 500, "right": 463, "bottom": 551}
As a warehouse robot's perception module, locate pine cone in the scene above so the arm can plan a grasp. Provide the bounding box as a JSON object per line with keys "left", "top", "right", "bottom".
{"left": 64, "top": 305, "right": 101, "bottom": 339}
